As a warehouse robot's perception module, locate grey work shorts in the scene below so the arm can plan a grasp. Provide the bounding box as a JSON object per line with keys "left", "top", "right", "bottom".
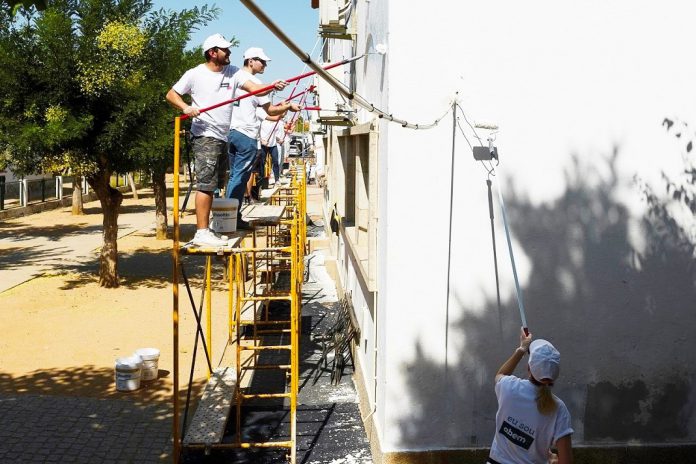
{"left": 191, "top": 135, "right": 228, "bottom": 192}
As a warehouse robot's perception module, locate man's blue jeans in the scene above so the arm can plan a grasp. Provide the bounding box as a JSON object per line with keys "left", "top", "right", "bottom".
{"left": 262, "top": 145, "right": 281, "bottom": 182}
{"left": 226, "top": 129, "right": 257, "bottom": 207}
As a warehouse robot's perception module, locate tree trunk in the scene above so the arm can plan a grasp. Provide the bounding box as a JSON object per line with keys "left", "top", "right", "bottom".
{"left": 127, "top": 172, "right": 138, "bottom": 199}
{"left": 152, "top": 168, "right": 168, "bottom": 240}
{"left": 89, "top": 170, "right": 123, "bottom": 288}
{"left": 72, "top": 175, "right": 84, "bottom": 215}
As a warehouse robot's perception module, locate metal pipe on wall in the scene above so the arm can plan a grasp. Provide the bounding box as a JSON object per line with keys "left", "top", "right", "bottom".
{"left": 240, "top": 0, "right": 443, "bottom": 130}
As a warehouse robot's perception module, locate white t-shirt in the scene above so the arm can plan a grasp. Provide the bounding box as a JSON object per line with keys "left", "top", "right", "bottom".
{"left": 489, "top": 376, "right": 573, "bottom": 464}
{"left": 258, "top": 110, "right": 282, "bottom": 148}
{"left": 172, "top": 63, "right": 240, "bottom": 141}
{"left": 229, "top": 69, "right": 270, "bottom": 139}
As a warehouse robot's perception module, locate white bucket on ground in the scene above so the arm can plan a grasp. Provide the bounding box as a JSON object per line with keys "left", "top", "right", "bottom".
{"left": 134, "top": 348, "right": 160, "bottom": 382}
{"left": 210, "top": 198, "right": 239, "bottom": 233}
{"left": 115, "top": 355, "right": 142, "bottom": 392}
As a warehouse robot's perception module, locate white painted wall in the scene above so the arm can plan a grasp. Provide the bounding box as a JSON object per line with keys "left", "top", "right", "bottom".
{"left": 322, "top": 0, "right": 696, "bottom": 454}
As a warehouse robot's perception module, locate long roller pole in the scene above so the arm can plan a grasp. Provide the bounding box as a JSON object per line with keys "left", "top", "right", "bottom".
{"left": 180, "top": 58, "right": 362, "bottom": 121}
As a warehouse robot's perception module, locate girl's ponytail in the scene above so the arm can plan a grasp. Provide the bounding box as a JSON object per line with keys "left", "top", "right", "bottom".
{"left": 536, "top": 384, "right": 558, "bottom": 415}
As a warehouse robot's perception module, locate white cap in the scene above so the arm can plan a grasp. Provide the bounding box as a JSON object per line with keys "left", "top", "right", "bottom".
{"left": 203, "top": 33, "right": 232, "bottom": 52}
{"left": 243, "top": 47, "right": 271, "bottom": 61}
{"left": 528, "top": 339, "right": 560, "bottom": 382}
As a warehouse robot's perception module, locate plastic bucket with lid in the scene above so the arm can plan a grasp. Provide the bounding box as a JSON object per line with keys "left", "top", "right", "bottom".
{"left": 134, "top": 348, "right": 160, "bottom": 382}
{"left": 210, "top": 198, "right": 239, "bottom": 233}
{"left": 115, "top": 355, "right": 142, "bottom": 392}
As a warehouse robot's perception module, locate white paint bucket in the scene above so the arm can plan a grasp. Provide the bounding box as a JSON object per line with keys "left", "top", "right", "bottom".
{"left": 115, "top": 355, "right": 142, "bottom": 392}
{"left": 210, "top": 198, "right": 239, "bottom": 233}
{"left": 134, "top": 348, "right": 160, "bottom": 382}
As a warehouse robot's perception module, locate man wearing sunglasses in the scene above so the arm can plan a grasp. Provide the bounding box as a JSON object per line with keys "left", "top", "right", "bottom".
{"left": 225, "top": 47, "right": 301, "bottom": 229}
{"left": 166, "top": 35, "right": 290, "bottom": 246}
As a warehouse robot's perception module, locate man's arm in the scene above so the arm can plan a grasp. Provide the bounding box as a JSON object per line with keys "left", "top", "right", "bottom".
{"left": 165, "top": 89, "right": 200, "bottom": 117}
{"left": 261, "top": 101, "right": 301, "bottom": 117}
{"left": 241, "top": 79, "right": 288, "bottom": 97}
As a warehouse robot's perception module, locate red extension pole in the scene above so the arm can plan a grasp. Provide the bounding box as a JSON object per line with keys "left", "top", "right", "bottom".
{"left": 180, "top": 57, "right": 360, "bottom": 121}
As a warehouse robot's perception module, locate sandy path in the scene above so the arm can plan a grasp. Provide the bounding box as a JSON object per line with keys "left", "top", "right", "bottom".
{"left": 0, "top": 190, "right": 230, "bottom": 402}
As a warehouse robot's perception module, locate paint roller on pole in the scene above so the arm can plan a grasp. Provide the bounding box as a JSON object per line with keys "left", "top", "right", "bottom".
{"left": 180, "top": 59, "right": 359, "bottom": 121}
{"left": 472, "top": 119, "right": 528, "bottom": 334}
{"left": 494, "top": 166, "right": 530, "bottom": 336}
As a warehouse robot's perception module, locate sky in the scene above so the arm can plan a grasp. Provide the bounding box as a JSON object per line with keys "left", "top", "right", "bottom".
{"left": 152, "top": 0, "right": 320, "bottom": 99}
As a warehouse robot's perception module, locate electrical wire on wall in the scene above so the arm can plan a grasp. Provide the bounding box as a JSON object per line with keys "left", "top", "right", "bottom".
{"left": 241, "top": 0, "right": 458, "bottom": 131}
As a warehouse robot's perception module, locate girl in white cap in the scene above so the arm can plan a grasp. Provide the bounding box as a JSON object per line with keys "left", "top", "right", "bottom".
{"left": 488, "top": 329, "right": 573, "bottom": 464}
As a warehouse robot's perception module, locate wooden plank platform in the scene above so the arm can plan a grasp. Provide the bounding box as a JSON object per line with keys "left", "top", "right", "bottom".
{"left": 180, "top": 233, "right": 245, "bottom": 255}
{"left": 183, "top": 367, "right": 236, "bottom": 446}
{"left": 259, "top": 184, "right": 280, "bottom": 201}
{"left": 243, "top": 205, "right": 286, "bottom": 226}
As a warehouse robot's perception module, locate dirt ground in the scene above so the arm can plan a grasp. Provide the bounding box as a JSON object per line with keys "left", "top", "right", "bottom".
{"left": 0, "top": 189, "right": 232, "bottom": 405}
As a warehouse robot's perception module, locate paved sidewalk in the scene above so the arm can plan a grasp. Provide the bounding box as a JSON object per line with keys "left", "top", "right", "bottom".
{"left": 0, "top": 393, "right": 172, "bottom": 463}
{"left": 0, "top": 192, "right": 158, "bottom": 293}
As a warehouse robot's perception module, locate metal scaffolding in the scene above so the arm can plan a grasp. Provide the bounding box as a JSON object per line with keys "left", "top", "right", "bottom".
{"left": 171, "top": 117, "right": 308, "bottom": 463}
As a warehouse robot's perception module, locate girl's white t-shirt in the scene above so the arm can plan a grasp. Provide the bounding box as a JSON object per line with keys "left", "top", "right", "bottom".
{"left": 489, "top": 376, "right": 573, "bottom": 464}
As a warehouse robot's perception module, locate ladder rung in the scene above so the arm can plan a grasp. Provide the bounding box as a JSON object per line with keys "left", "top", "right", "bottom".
{"left": 241, "top": 364, "right": 291, "bottom": 370}
{"left": 240, "top": 392, "right": 291, "bottom": 400}
{"left": 241, "top": 295, "right": 292, "bottom": 302}
{"left": 258, "top": 329, "right": 292, "bottom": 334}
{"left": 239, "top": 441, "right": 293, "bottom": 449}
{"left": 239, "top": 320, "right": 289, "bottom": 326}
{"left": 239, "top": 345, "right": 291, "bottom": 351}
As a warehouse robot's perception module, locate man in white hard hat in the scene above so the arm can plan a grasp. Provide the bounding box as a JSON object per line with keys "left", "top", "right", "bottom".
{"left": 225, "top": 47, "right": 301, "bottom": 229}
{"left": 166, "top": 35, "right": 289, "bottom": 246}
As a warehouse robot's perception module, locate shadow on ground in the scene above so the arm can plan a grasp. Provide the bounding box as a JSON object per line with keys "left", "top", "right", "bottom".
{"left": 0, "top": 366, "right": 207, "bottom": 463}
{"left": 182, "top": 277, "right": 370, "bottom": 464}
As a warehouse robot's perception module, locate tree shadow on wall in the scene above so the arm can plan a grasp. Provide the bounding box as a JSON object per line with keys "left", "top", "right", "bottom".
{"left": 398, "top": 149, "right": 696, "bottom": 450}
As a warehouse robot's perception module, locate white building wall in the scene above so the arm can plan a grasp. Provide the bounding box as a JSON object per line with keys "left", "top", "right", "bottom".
{"left": 322, "top": 0, "right": 696, "bottom": 455}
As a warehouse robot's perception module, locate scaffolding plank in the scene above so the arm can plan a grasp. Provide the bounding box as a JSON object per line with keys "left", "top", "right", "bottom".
{"left": 183, "top": 367, "right": 236, "bottom": 445}
{"left": 181, "top": 235, "right": 244, "bottom": 254}
{"left": 244, "top": 205, "right": 286, "bottom": 226}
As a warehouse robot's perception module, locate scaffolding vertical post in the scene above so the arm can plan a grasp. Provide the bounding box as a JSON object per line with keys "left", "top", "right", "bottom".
{"left": 206, "top": 256, "right": 213, "bottom": 379}
{"left": 235, "top": 252, "right": 243, "bottom": 448}
{"left": 172, "top": 116, "right": 181, "bottom": 464}
{"left": 290, "top": 214, "right": 299, "bottom": 464}
{"left": 229, "top": 256, "right": 235, "bottom": 341}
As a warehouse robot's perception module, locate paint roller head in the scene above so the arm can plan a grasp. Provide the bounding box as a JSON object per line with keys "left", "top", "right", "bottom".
{"left": 474, "top": 122, "right": 499, "bottom": 130}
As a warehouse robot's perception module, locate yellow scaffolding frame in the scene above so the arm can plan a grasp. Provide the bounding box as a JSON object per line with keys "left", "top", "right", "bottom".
{"left": 171, "top": 116, "right": 308, "bottom": 463}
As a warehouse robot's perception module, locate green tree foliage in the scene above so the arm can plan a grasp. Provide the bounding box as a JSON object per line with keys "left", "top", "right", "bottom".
{"left": 0, "top": 0, "right": 219, "bottom": 287}
{"left": 662, "top": 118, "right": 696, "bottom": 215}
{"left": 1, "top": 0, "right": 47, "bottom": 16}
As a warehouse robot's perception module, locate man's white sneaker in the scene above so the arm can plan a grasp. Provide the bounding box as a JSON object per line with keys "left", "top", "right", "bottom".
{"left": 192, "top": 228, "right": 228, "bottom": 247}
{"left": 208, "top": 226, "right": 229, "bottom": 241}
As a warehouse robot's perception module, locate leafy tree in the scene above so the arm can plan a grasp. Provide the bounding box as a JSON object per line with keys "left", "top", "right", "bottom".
{"left": 0, "top": 0, "right": 218, "bottom": 287}
{"left": 662, "top": 118, "right": 696, "bottom": 215}
{"left": 1, "top": 0, "right": 47, "bottom": 16}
